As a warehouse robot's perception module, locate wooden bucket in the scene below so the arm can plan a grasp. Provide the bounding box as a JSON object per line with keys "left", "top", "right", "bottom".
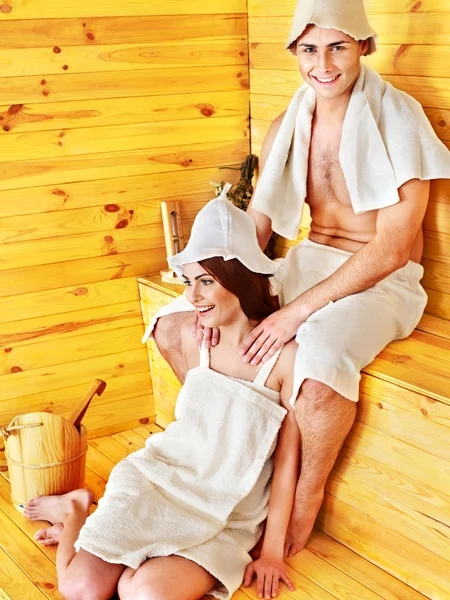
{"left": 2, "top": 412, "right": 87, "bottom": 512}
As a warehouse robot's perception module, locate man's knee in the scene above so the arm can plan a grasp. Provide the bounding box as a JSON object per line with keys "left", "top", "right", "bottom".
{"left": 153, "top": 313, "right": 191, "bottom": 354}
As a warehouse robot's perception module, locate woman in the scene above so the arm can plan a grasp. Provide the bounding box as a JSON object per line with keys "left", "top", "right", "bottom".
{"left": 24, "top": 195, "right": 300, "bottom": 600}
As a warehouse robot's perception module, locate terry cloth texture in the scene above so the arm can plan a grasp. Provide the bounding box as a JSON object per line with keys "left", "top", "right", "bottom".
{"left": 286, "top": 0, "right": 378, "bottom": 55}
{"left": 251, "top": 65, "right": 450, "bottom": 240}
{"left": 142, "top": 240, "right": 427, "bottom": 405}
{"left": 169, "top": 187, "right": 279, "bottom": 278}
{"left": 75, "top": 345, "right": 286, "bottom": 600}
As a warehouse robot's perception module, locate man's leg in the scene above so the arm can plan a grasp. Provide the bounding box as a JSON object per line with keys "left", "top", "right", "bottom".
{"left": 153, "top": 312, "right": 193, "bottom": 382}
{"left": 286, "top": 380, "right": 356, "bottom": 555}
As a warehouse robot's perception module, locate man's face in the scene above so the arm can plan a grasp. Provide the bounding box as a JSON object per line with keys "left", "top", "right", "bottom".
{"left": 296, "top": 25, "right": 368, "bottom": 102}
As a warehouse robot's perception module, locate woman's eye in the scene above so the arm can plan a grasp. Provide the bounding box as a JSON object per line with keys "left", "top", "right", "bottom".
{"left": 182, "top": 280, "right": 191, "bottom": 287}
{"left": 201, "top": 279, "right": 214, "bottom": 286}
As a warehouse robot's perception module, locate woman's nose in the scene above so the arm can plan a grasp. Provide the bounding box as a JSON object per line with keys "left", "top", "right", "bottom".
{"left": 186, "top": 283, "right": 202, "bottom": 303}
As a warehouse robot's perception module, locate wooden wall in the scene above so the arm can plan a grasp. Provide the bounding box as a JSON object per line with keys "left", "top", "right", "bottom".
{"left": 0, "top": 0, "right": 250, "bottom": 437}
{"left": 248, "top": 0, "right": 450, "bottom": 321}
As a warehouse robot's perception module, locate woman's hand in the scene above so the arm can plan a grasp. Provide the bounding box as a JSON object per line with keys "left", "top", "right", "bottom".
{"left": 192, "top": 313, "right": 220, "bottom": 349}
{"left": 243, "top": 555, "right": 295, "bottom": 599}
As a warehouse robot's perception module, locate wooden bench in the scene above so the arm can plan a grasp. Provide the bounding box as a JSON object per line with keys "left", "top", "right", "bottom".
{"left": 138, "top": 274, "right": 450, "bottom": 600}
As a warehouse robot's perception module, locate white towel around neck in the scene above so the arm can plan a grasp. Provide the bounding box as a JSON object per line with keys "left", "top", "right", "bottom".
{"left": 252, "top": 64, "right": 450, "bottom": 240}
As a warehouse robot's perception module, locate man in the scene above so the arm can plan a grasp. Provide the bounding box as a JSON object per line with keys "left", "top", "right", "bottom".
{"left": 150, "top": 0, "right": 450, "bottom": 556}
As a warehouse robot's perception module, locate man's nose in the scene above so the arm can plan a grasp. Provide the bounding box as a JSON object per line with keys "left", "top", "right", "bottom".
{"left": 317, "top": 51, "right": 332, "bottom": 71}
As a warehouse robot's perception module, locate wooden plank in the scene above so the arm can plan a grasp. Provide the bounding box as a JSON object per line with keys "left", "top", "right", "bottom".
{"left": 86, "top": 443, "right": 117, "bottom": 481}
{"left": 417, "top": 313, "right": 450, "bottom": 341}
{"left": 0, "top": 139, "right": 249, "bottom": 191}
{"left": 344, "top": 421, "right": 450, "bottom": 498}
{"left": 111, "top": 430, "right": 147, "bottom": 453}
{"left": 0, "top": 276, "right": 141, "bottom": 325}
{"left": 361, "top": 373, "right": 450, "bottom": 428}
{"left": 0, "top": 165, "right": 241, "bottom": 219}
{"left": 249, "top": 14, "right": 450, "bottom": 45}
{"left": 89, "top": 436, "right": 131, "bottom": 463}
{"left": 0, "top": 225, "right": 164, "bottom": 273}
{"left": 0, "top": 347, "right": 148, "bottom": 402}
{"left": 0, "top": 511, "right": 62, "bottom": 599}
{"left": 286, "top": 547, "right": 387, "bottom": 600}
{"left": 250, "top": 69, "right": 450, "bottom": 109}
{"left": 1, "top": 115, "right": 248, "bottom": 164}
{"left": 307, "top": 530, "right": 429, "bottom": 600}
{"left": 0, "top": 324, "right": 144, "bottom": 375}
{"left": 0, "top": 301, "right": 142, "bottom": 347}
{"left": 1, "top": 0, "right": 247, "bottom": 19}
{"left": 425, "top": 288, "right": 450, "bottom": 321}
{"left": 327, "top": 459, "right": 450, "bottom": 561}
{"left": 332, "top": 445, "right": 450, "bottom": 538}
{"left": 248, "top": 0, "right": 450, "bottom": 16}
{"left": 0, "top": 546, "right": 47, "bottom": 600}
{"left": 0, "top": 40, "right": 248, "bottom": 79}
{"left": 0, "top": 247, "right": 166, "bottom": 298}
{"left": 0, "top": 91, "right": 247, "bottom": 136}
{"left": 357, "top": 391, "right": 450, "bottom": 461}
{"left": 0, "top": 66, "right": 249, "bottom": 105}
{"left": 87, "top": 418, "right": 155, "bottom": 441}
{"left": 316, "top": 494, "right": 450, "bottom": 599}
{"left": 0, "top": 15, "right": 247, "bottom": 49}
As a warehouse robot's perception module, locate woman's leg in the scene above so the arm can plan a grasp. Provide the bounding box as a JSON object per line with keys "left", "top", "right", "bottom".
{"left": 118, "top": 555, "right": 216, "bottom": 600}
{"left": 24, "top": 489, "right": 125, "bottom": 600}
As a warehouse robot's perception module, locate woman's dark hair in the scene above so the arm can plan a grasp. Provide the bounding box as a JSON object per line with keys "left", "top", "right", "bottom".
{"left": 199, "top": 257, "right": 279, "bottom": 323}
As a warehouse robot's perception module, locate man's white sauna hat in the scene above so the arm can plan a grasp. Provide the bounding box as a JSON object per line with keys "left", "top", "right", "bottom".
{"left": 286, "top": 0, "right": 378, "bottom": 55}
{"left": 168, "top": 184, "right": 280, "bottom": 277}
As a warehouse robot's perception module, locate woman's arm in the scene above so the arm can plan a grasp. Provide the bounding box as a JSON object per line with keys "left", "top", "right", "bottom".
{"left": 244, "top": 407, "right": 300, "bottom": 598}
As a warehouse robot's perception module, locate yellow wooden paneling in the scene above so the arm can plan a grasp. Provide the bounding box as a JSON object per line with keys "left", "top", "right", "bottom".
{"left": 317, "top": 494, "right": 449, "bottom": 599}
{"left": 0, "top": 65, "right": 248, "bottom": 105}
{"left": 0, "top": 325, "right": 144, "bottom": 375}
{"left": 248, "top": 0, "right": 450, "bottom": 16}
{"left": 0, "top": 15, "right": 247, "bottom": 49}
{"left": 0, "top": 166, "right": 242, "bottom": 219}
{"left": 0, "top": 140, "right": 249, "bottom": 191}
{"left": 1, "top": 0, "right": 247, "bottom": 19}
{"left": 0, "top": 277, "right": 141, "bottom": 325}
{"left": 1, "top": 115, "right": 248, "bottom": 163}
{"left": 0, "top": 347, "right": 148, "bottom": 403}
{"left": 249, "top": 14, "right": 450, "bottom": 45}
{"left": 0, "top": 247, "right": 166, "bottom": 298}
{"left": 0, "top": 90, "right": 247, "bottom": 136}
{"left": 0, "top": 40, "right": 248, "bottom": 78}
{"left": 0, "top": 546, "right": 48, "bottom": 600}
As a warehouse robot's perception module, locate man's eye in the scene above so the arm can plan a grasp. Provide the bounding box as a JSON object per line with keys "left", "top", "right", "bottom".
{"left": 332, "top": 46, "right": 344, "bottom": 51}
{"left": 304, "top": 47, "right": 315, "bottom": 53}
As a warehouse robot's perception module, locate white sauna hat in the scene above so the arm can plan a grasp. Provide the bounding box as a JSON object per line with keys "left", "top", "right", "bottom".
{"left": 286, "top": 0, "right": 378, "bottom": 56}
{"left": 168, "top": 184, "right": 280, "bottom": 277}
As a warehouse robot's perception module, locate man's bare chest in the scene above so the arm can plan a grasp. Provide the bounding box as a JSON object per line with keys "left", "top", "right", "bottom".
{"left": 307, "top": 133, "right": 352, "bottom": 208}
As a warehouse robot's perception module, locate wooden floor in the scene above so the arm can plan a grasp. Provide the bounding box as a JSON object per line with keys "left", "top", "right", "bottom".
{"left": 0, "top": 423, "right": 429, "bottom": 600}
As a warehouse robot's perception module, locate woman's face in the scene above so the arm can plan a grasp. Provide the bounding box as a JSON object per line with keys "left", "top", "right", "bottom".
{"left": 183, "top": 262, "right": 242, "bottom": 328}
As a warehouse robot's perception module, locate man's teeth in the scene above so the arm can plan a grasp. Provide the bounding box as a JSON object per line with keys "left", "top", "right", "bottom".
{"left": 198, "top": 305, "right": 214, "bottom": 313}
{"left": 316, "top": 75, "right": 338, "bottom": 83}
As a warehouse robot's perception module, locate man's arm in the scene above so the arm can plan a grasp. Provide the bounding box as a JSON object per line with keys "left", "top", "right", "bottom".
{"left": 241, "top": 178, "right": 430, "bottom": 364}
{"left": 247, "top": 112, "right": 285, "bottom": 250}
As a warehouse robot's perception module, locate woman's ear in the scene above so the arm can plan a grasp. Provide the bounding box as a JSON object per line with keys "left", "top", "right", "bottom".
{"left": 359, "top": 39, "right": 369, "bottom": 56}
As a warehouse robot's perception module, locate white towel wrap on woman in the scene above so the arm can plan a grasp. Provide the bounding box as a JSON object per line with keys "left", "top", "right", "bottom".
{"left": 75, "top": 344, "right": 286, "bottom": 600}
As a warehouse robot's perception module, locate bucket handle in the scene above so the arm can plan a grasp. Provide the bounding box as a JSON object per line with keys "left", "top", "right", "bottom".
{"left": 0, "top": 415, "right": 43, "bottom": 441}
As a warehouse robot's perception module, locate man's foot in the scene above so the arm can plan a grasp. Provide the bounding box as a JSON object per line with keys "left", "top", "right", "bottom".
{"left": 23, "top": 489, "right": 94, "bottom": 524}
{"left": 285, "top": 490, "right": 324, "bottom": 557}
{"left": 34, "top": 523, "right": 64, "bottom": 545}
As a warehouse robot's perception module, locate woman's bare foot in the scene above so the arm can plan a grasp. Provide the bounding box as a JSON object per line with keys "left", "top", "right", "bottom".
{"left": 34, "top": 523, "right": 64, "bottom": 545}
{"left": 23, "top": 489, "right": 94, "bottom": 524}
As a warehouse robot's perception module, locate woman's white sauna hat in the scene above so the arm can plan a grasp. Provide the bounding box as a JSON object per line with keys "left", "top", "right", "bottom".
{"left": 168, "top": 184, "right": 280, "bottom": 277}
